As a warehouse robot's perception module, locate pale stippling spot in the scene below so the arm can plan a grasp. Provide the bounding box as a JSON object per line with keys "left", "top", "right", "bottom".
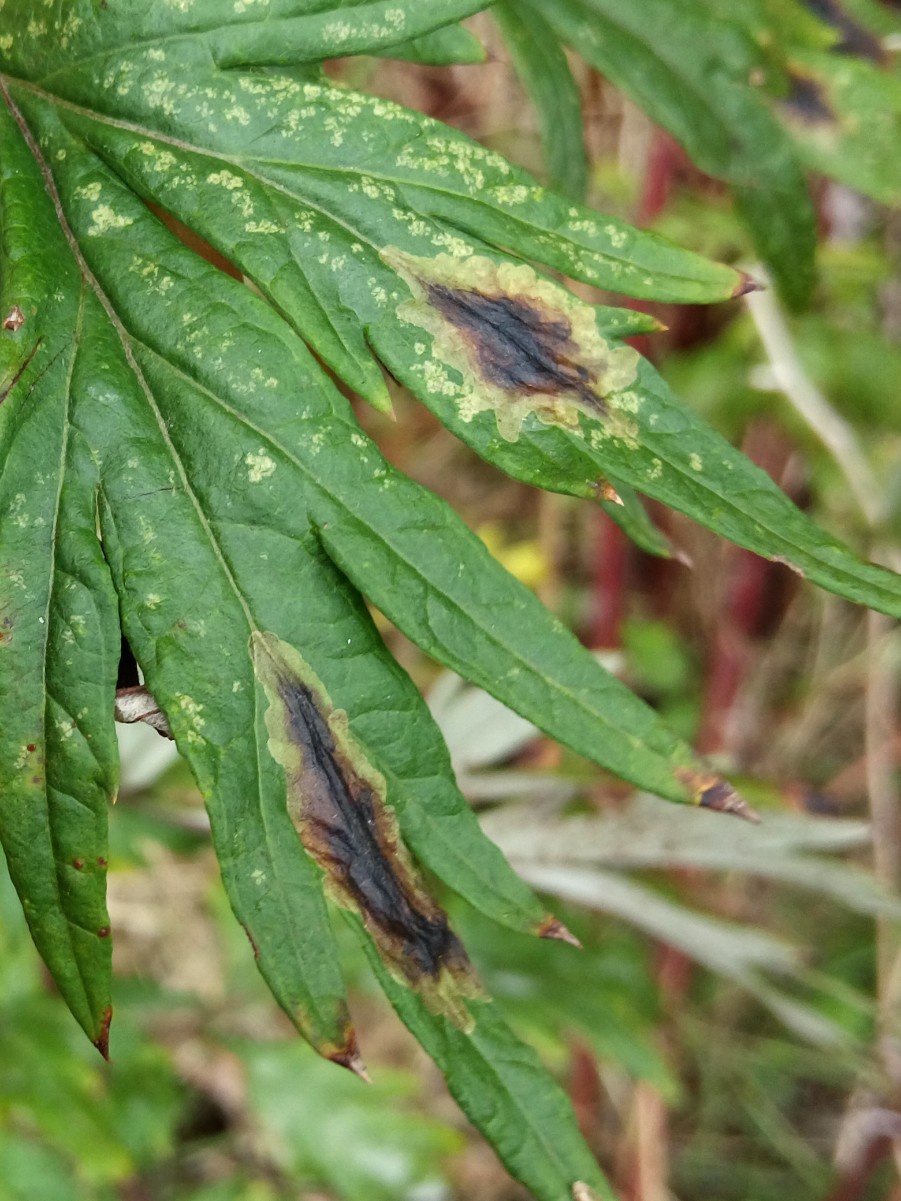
{"left": 430, "top": 231, "right": 473, "bottom": 258}
{"left": 26, "top": 19, "right": 46, "bottom": 36}
{"left": 61, "top": 628, "right": 75, "bottom": 646}
{"left": 145, "top": 594, "right": 162, "bottom": 609}
{"left": 207, "top": 169, "right": 244, "bottom": 191}
{"left": 56, "top": 719, "right": 75, "bottom": 741}
{"left": 14, "top": 746, "right": 30, "bottom": 771}
{"left": 309, "top": 431, "right": 325, "bottom": 454}
{"left": 245, "top": 219, "right": 280, "bottom": 234}
{"left": 251, "top": 868, "right": 266, "bottom": 884}
{"left": 491, "top": 184, "right": 530, "bottom": 206}
{"left": 86, "top": 205, "right": 135, "bottom": 237}
{"left": 249, "top": 367, "right": 278, "bottom": 389}
{"left": 75, "top": 182, "right": 102, "bottom": 202}
{"left": 7, "top": 570, "right": 25, "bottom": 589}
{"left": 175, "top": 694, "right": 205, "bottom": 727}
{"left": 137, "top": 142, "right": 177, "bottom": 172}
{"left": 147, "top": 47, "right": 165, "bottom": 61}
{"left": 414, "top": 342, "right": 426, "bottom": 355}
{"left": 648, "top": 458, "right": 663, "bottom": 480}
{"left": 224, "top": 105, "right": 251, "bottom": 126}
{"left": 418, "top": 358, "right": 462, "bottom": 399}
{"left": 350, "top": 433, "right": 366, "bottom": 448}
{"left": 55, "top": 149, "right": 66, "bottom": 160}
{"left": 611, "top": 389, "right": 641, "bottom": 414}
{"left": 690, "top": 453, "right": 703, "bottom": 471}
{"left": 603, "top": 223, "right": 627, "bottom": 248}
{"left": 245, "top": 450, "right": 276, "bottom": 483}
{"left": 0, "top": 34, "right": 13, "bottom": 50}
{"left": 232, "top": 680, "right": 242, "bottom": 693}
{"left": 322, "top": 20, "right": 352, "bottom": 43}
{"left": 163, "top": 0, "right": 191, "bottom": 10}
{"left": 69, "top": 614, "right": 86, "bottom": 635}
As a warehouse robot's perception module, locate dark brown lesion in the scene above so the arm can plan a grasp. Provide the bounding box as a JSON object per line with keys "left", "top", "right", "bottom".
{"left": 425, "top": 283, "right": 606, "bottom": 418}
{"left": 676, "top": 766, "right": 760, "bottom": 823}
{"left": 252, "top": 634, "right": 481, "bottom": 1025}
{"left": 782, "top": 73, "right": 834, "bottom": 124}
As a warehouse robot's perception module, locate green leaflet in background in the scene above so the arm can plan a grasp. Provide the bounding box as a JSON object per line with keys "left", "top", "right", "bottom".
{"left": 494, "top": 0, "right": 589, "bottom": 200}
{"left": 524, "top": 0, "right": 817, "bottom": 307}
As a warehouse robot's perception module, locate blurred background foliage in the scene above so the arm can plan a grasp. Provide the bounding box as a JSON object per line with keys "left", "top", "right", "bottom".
{"left": 5, "top": 2, "right": 901, "bottom": 1198}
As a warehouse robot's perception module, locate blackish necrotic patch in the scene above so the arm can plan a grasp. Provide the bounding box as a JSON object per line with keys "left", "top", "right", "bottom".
{"left": 253, "top": 632, "right": 480, "bottom": 1027}
{"left": 383, "top": 249, "right": 640, "bottom": 443}
{"left": 425, "top": 284, "right": 604, "bottom": 416}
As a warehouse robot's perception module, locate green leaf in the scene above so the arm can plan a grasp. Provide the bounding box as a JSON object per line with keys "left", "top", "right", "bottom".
{"left": 359, "top": 927, "right": 615, "bottom": 1201}
{"left": 0, "top": 0, "right": 490, "bottom": 72}
{"left": 779, "top": 48, "right": 901, "bottom": 205}
{"left": 1, "top": 80, "right": 572, "bottom": 1000}
{"left": 377, "top": 22, "right": 488, "bottom": 66}
{"left": 493, "top": 0, "right": 589, "bottom": 200}
{"left": 365, "top": 249, "right": 901, "bottom": 617}
{"left": 0, "top": 107, "right": 117, "bottom": 1052}
{"left": 524, "top": 0, "right": 817, "bottom": 306}
{"left": 244, "top": 1043, "right": 464, "bottom": 1201}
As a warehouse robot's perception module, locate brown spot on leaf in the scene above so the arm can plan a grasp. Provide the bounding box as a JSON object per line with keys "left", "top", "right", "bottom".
{"left": 783, "top": 73, "right": 835, "bottom": 124}
{"left": 537, "top": 915, "right": 583, "bottom": 948}
{"left": 72, "top": 858, "right": 85, "bottom": 871}
{"left": 2, "top": 305, "right": 25, "bottom": 332}
{"left": 96, "top": 856, "right": 107, "bottom": 868}
{"left": 676, "top": 767, "right": 760, "bottom": 823}
{"left": 240, "top": 922, "right": 260, "bottom": 960}
{"left": 93, "top": 1006, "right": 112, "bottom": 1060}
{"left": 0, "top": 335, "right": 43, "bottom": 405}
{"left": 97, "top": 925, "right": 111, "bottom": 938}
{"left": 26, "top": 743, "right": 36, "bottom": 753}
{"left": 328, "top": 1031, "right": 372, "bottom": 1083}
{"left": 253, "top": 632, "right": 483, "bottom": 1027}
{"left": 733, "top": 270, "right": 764, "bottom": 299}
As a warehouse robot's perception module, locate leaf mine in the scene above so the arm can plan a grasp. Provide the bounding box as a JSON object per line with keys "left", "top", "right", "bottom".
{"left": 252, "top": 632, "right": 483, "bottom": 1029}
{"left": 384, "top": 249, "right": 639, "bottom": 441}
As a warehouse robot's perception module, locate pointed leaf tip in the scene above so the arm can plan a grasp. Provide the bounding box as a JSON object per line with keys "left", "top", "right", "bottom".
{"left": 93, "top": 1007, "right": 113, "bottom": 1061}
{"left": 329, "top": 1045, "right": 372, "bottom": 1084}
{"left": 538, "top": 916, "right": 583, "bottom": 948}
{"left": 733, "top": 270, "right": 765, "bottom": 298}
{"left": 677, "top": 769, "right": 761, "bottom": 823}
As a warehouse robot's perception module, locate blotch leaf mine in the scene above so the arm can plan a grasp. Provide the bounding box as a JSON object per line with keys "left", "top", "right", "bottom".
{"left": 386, "top": 249, "right": 639, "bottom": 442}
{"left": 252, "top": 632, "right": 483, "bottom": 1029}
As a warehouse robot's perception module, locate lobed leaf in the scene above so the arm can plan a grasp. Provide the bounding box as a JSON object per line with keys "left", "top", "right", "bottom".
{"left": 493, "top": 1, "right": 589, "bottom": 200}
